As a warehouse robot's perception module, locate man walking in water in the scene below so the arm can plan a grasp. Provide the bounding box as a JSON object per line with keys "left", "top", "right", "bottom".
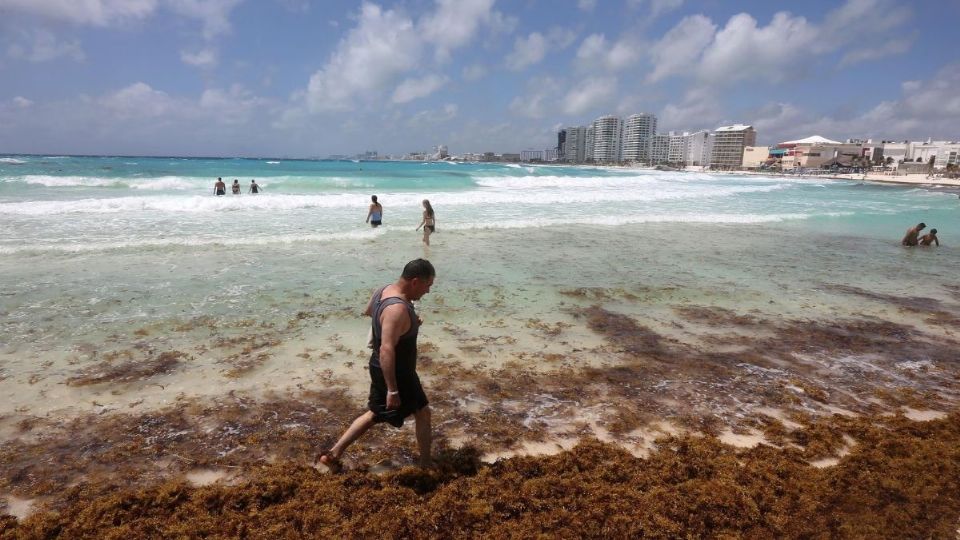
{"left": 214, "top": 177, "right": 226, "bottom": 196}
{"left": 902, "top": 222, "right": 926, "bottom": 246}
{"left": 319, "top": 259, "right": 435, "bottom": 470}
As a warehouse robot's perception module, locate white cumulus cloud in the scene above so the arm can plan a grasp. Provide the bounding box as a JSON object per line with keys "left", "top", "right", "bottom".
{"left": 180, "top": 47, "right": 218, "bottom": 67}
{"left": 6, "top": 29, "right": 85, "bottom": 62}
{"left": 392, "top": 74, "right": 449, "bottom": 104}
{"left": 647, "top": 14, "right": 715, "bottom": 82}
{"left": 575, "top": 34, "right": 640, "bottom": 71}
{"left": 561, "top": 77, "right": 617, "bottom": 115}
{"left": 0, "top": 0, "right": 158, "bottom": 25}
{"left": 12, "top": 96, "right": 34, "bottom": 108}
{"left": 306, "top": 3, "right": 422, "bottom": 112}
{"left": 419, "top": 0, "right": 496, "bottom": 61}
{"left": 506, "top": 32, "right": 548, "bottom": 71}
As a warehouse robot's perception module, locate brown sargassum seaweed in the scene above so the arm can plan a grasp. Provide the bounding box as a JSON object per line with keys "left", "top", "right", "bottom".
{"left": 4, "top": 298, "right": 960, "bottom": 537}
{"left": 2, "top": 412, "right": 960, "bottom": 538}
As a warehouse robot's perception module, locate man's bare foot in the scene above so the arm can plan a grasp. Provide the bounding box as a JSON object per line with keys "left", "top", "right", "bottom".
{"left": 318, "top": 452, "right": 343, "bottom": 473}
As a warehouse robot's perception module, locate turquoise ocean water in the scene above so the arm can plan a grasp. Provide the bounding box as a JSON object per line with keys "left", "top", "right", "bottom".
{"left": 1, "top": 154, "right": 959, "bottom": 418}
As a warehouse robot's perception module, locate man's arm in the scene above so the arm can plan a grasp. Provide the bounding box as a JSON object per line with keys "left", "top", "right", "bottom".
{"left": 935, "top": 237, "right": 940, "bottom": 246}
{"left": 378, "top": 303, "right": 412, "bottom": 409}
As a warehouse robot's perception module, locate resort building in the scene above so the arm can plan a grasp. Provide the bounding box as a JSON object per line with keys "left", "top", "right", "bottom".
{"left": 561, "top": 126, "right": 588, "bottom": 163}
{"left": 777, "top": 136, "right": 864, "bottom": 169}
{"left": 667, "top": 131, "right": 687, "bottom": 164}
{"left": 584, "top": 125, "right": 595, "bottom": 162}
{"left": 622, "top": 113, "right": 658, "bottom": 163}
{"left": 650, "top": 134, "right": 670, "bottom": 164}
{"left": 741, "top": 146, "right": 771, "bottom": 169}
{"left": 556, "top": 129, "right": 567, "bottom": 161}
{"left": 590, "top": 115, "right": 624, "bottom": 163}
{"left": 710, "top": 124, "right": 757, "bottom": 169}
{"left": 685, "top": 130, "right": 712, "bottom": 167}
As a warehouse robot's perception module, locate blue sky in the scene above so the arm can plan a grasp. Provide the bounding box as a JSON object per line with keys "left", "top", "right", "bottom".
{"left": 1, "top": 0, "right": 958, "bottom": 157}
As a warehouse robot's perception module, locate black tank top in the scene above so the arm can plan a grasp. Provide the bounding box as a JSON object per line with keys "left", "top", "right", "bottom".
{"left": 369, "top": 286, "right": 419, "bottom": 371}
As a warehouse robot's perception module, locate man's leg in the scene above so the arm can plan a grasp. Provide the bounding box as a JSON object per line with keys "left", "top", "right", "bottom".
{"left": 327, "top": 410, "right": 377, "bottom": 459}
{"left": 414, "top": 406, "right": 432, "bottom": 467}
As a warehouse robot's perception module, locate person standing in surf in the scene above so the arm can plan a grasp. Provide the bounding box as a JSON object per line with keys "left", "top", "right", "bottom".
{"left": 366, "top": 195, "right": 383, "bottom": 227}
{"left": 214, "top": 177, "right": 226, "bottom": 196}
{"left": 901, "top": 222, "right": 926, "bottom": 246}
{"left": 231, "top": 179, "right": 241, "bottom": 195}
{"left": 416, "top": 199, "right": 436, "bottom": 245}
{"left": 319, "top": 259, "right": 436, "bottom": 471}
{"left": 249, "top": 180, "right": 261, "bottom": 194}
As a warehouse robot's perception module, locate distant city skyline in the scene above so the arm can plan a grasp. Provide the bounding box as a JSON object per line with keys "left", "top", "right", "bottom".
{"left": 1, "top": 0, "right": 959, "bottom": 157}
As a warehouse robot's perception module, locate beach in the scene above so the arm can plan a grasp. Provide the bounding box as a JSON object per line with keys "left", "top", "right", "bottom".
{"left": 2, "top": 156, "right": 960, "bottom": 535}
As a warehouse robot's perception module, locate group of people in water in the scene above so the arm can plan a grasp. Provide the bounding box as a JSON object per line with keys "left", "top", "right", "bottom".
{"left": 213, "top": 177, "right": 261, "bottom": 195}
{"left": 902, "top": 222, "right": 940, "bottom": 246}
{"left": 366, "top": 195, "right": 437, "bottom": 245}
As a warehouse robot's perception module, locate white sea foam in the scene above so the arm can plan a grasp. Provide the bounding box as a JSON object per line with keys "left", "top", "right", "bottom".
{"left": 265, "top": 161, "right": 280, "bottom": 164}
{"left": 0, "top": 158, "right": 26, "bottom": 164}
{"left": 0, "top": 229, "right": 383, "bottom": 254}
{"left": 0, "top": 182, "right": 792, "bottom": 216}
{"left": 438, "top": 212, "right": 830, "bottom": 231}
{"left": 8, "top": 175, "right": 122, "bottom": 187}
{"left": 0, "top": 213, "right": 812, "bottom": 255}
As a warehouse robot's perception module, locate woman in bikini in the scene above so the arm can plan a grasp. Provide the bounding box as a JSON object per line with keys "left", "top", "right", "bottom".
{"left": 415, "top": 199, "right": 435, "bottom": 246}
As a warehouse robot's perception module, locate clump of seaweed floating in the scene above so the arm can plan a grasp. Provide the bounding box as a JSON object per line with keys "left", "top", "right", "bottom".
{"left": 3, "top": 413, "right": 959, "bottom": 538}
{"left": 66, "top": 350, "right": 190, "bottom": 386}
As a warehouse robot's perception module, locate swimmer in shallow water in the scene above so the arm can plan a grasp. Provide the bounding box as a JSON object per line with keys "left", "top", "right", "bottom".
{"left": 416, "top": 199, "right": 435, "bottom": 246}
{"left": 919, "top": 228, "right": 939, "bottom": 246}
{"left": 214, "top": 177, "right": 226, "bottom": 196}
{"left": 366, "top": 195, "right": 383, "bottom": 227}
{"left": 901, "top": 222, "right": 925, "bottom": 246}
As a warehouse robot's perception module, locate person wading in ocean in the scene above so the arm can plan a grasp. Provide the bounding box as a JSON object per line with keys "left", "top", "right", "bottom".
{"left": 366, "top": 195, "right": 383, "bottom": 227}
{"left": 902, "top": 222, "right": 926, "bottom": 246}
{"left": 319, "top": 258, "right": 436, "bottom": 471}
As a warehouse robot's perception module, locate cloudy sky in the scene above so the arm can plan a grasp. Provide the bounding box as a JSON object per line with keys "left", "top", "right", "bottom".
{"left": 1, "top": 0, "right": 958, "bottom": 157}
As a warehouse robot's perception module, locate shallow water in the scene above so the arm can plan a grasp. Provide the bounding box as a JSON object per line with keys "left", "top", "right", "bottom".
{"left": 1, "top": 156, "right": 959, "bottom": 449}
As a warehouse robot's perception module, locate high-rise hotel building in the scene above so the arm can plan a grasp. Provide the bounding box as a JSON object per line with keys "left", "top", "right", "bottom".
{"left": 590, "top": 115, "right": 623, "bottom": 163}
{"left": 562, "top": 126, "right": 588, "bottom": 163}
{"left": 710, "top": 124, "right": 757, "bottom": 169}
{"left": 622, "top": 113, "right": 658, "bottom": 163}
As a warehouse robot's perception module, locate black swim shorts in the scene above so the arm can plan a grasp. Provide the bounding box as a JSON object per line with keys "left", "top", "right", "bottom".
{"left": 371, "top": 220, "right": 382, "bottom": 226}
{"left": 426, "top": 225, "right": 435, "bottom": 232}
{"left": 367, "top": 365, "right": 428, "bottom": 428}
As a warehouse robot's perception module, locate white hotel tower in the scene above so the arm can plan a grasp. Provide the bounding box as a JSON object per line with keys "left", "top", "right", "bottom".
{"left": 590, "top": 115, "right": 624, "bottom": 163}
{"left": 622, "top": 113, "right": 658, "bottom": 163}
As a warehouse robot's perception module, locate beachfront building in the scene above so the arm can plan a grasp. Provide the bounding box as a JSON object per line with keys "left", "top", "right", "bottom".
{"left": 710, "top": 124, "right": 756, "bottom": 169}
{"left": 650, "top": 134, "right": 670, "bottom": 164}
{"left": 590, "top": 115, "right": 624, "bottom": 163}
{"left": 584, "top": 125, "right": 595, "bottom": 162}
{"left": 910, "top": 140, "right": 960, "bottom": 169}
{"left": 520, "top": 150, "right": 544, "bottom": 162}
{"left": 622, "top": 113, "right": 657, "bottom": 163}
{"left": 777, "top": 136, "right": 864, "bottom": 169}
{"left": 562, "top": 126, "right": 588, "bottom": 163}
{"left": 667, "top": 132, "right": 687, "bottom": 164}
{"left": 685, "top": 130, "right": 712, "bottom": 167}
{"left": 556, "top": 129, "right": 567, "bottom": 161}
{"left": 741, "top": 146, "right": 771, "bottom": 169}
